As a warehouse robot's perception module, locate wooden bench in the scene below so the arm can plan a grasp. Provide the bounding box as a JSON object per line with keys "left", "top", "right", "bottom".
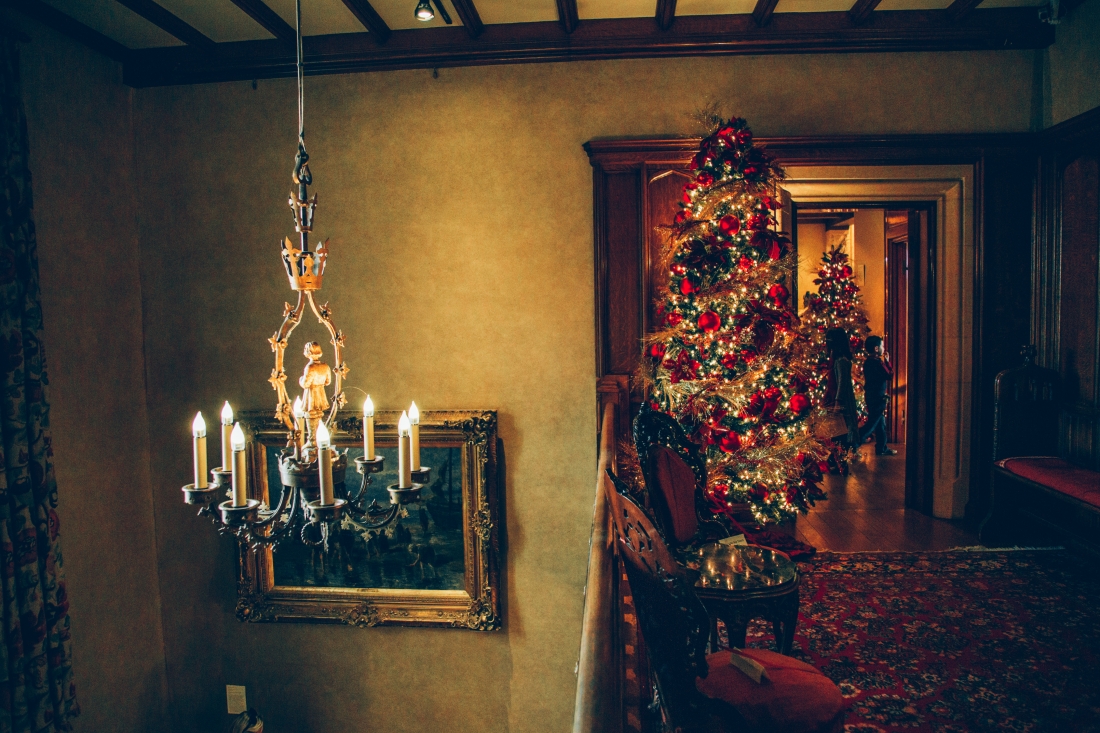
{"left": 979, "top": 349, "right": 1100, "bottom": 556}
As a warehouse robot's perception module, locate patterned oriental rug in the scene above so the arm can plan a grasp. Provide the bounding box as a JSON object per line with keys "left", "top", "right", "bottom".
{"left": 740, "top": 551, "right": 1100, "bottom": 733}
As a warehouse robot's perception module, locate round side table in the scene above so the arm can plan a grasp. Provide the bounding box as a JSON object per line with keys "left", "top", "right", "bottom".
{"left": 682, "top": 543, "right": 801, "bottom": 655}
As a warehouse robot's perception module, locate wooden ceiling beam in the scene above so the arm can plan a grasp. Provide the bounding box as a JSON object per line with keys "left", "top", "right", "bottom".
{"left": 115, "top": 0, "right": 214, "bottom": 46}
{"left": 228, "top": 0, "right": 296, "bottom": 42}
{"left": 848, "top": 0, "right": 883, "bottom": 25}
{"left": 656, "top": 0, "right": 677, "bottom": 30}
{"left": 450, "top": 0, "right": 485, "bottom": 38}
{"left": 752, "top": 0, "right": 780, "bottom": 26}
{"left": 123, "top": 9, "right": 1054, "bottom": 87}
{"left": 339, "top": 0, "right": 391, "bottom": 43}
{"left": 946, "top": 0, "right": 985, "bottom": 22}
{"left": 556, "top": 0, "right": 579, "bottom": 34}
{"left": 7, "top": 0, "right": 131, "bottom": 62}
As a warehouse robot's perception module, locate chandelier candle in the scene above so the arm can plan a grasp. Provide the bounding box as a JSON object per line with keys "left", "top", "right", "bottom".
{"left": 293, "top": 396, "right": 306, "bottom": 454}
{"left": 398, "top": 411, "right": 412, "bottom": 489}
{"left": 409, "top": 402, "right": 421, "bottom": 470}
{"left": 192, "top": 413, "right": 208, "bottom": 489}
{"left": 220, "top": 402, "right": 234, "bottom": 469}
{"left": 316, "top": 422, "right": 334, "bottom": 505}
{"left": 231, "top": 423, "right": 247, "bottom": 507}
{"left": 363, "top": 396, "right": 375, "bottom": 460}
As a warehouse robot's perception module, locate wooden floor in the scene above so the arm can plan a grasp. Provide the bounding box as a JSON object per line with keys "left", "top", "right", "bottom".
{"left": 784, "top": 444, "right": 979, "bottom": 552}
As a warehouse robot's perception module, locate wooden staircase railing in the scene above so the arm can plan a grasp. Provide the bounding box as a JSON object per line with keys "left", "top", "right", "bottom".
{"left": 573, "top": 376, "right": 629, "bottom": 733}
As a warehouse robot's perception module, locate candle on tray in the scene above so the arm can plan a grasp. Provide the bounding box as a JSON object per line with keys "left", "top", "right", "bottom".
{"left": 220, "top": 401, "right": 234, "bottom": 469}
{"left": 192, "top": 412, "right": 208, "bottom": 489}
{"left": 363, "top": 396, "right": 375, "bottom": 460}
{"left": 231, "top": 422, "right": 247, "bottom": 507}
{"left": 316, "top": 421, "right": 334, "bottom": 505}
{"left": 398, "top": 411, "right": 412, "bottom": 489}
{"left": 409, "top": 401, "right": 420, "bottom": 471}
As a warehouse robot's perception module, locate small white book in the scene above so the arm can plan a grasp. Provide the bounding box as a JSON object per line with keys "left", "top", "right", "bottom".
{"left": 729, "top": 650, "right": 770, "bottom": 684}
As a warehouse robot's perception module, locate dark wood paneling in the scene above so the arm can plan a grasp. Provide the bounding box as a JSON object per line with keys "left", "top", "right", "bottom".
{"left": 905, "top": 209, "right": 936, "bottom": 514}
{"left": 1058, "top": 157, "right": 1099, "bottom": 404}
{"left": 450, "top": 0, "right": 485, "bottom": 38}
{"left": 8, "top": 0, "right": 132, "bottom": 62}
{"left": 556, "top": 0, "right": 579, "bottom": 33}
{"left": 228, "top": 0, "right": 295, "bottom": 42}
{"left": 965, "top": 151, "right": 1037, "bottom": 522}
{"left": 339, "top": 0, "right": 392, "bottom": 43}
{"left": 946, "top": 0, "right": 985, "bottom": 21}
{"left": 644, "top": 168, "right": 692, "bottom": 333}
{"left": 116, "top": 0, "right": 214, "bottom": 46}
{"left": 119, "top": 9, "right": 1054, "bottom": 86}
{"left": 752, "top": 0, "right": 781, "bottom": 26}
{"left": 656, "top": 0, "right": 678, "bottom": 30}
{"left": 848, "top": 0, "right": 883, "bottom": 24}
{"left": 1035, "top": 106, "right": 1100, "bottom": 472}
{"left": 594, "top": 168, "right": 643, "bottom": 378}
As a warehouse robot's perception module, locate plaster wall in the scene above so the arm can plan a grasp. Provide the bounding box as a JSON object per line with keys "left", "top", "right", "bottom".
{"left": 854, "top": 209, "right": 886, "bottom": 338}
{"left": 6, "top": 16, "right": 169, "bottom": 733}
{"left": 130, "top": 52, "right": 1034, "bottom": 733}
{"left": 1048, "top": 0, "right": 1100, "bottom": 126}
{"left": 797, "top": 222, "right": 827, "bottom": 311}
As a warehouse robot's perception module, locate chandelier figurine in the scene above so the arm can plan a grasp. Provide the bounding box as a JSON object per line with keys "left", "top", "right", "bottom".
{"left": 181, "top": 0, "right": 430, "bottom": 552}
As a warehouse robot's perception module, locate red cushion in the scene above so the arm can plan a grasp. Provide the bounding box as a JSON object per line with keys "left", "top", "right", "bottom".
{"left": 697, "top": 649, "right": 844, "bottom": 733}
{"left": 652, "top": 446, "right": 698, "bottom": 543}
{"left": 999, "top": 457, "right": 1100, "bottom": 508}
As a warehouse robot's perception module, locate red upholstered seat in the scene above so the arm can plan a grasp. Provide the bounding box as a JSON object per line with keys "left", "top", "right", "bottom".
{"left": 998, "top": 457, "right": 1100, "bottom": 508}
{"left": 697, "top": 649, "right": 845, "bottom": 733}
{"left": 651, "top": 445, "right": 699, "bottom": 544}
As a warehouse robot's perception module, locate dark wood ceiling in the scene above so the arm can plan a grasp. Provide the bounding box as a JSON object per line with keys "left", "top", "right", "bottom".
{"left": 4, "top": 0, "right": 1067, "bottom": 87}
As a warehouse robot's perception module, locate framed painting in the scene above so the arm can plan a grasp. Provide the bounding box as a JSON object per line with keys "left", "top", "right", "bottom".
{"left": 231, "top": 409, "right": 500, "bottom": 630}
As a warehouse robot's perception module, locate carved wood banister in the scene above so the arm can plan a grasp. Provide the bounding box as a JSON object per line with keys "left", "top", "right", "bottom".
{"left": 573, "top": 380, "right": 628, "bottom": 733}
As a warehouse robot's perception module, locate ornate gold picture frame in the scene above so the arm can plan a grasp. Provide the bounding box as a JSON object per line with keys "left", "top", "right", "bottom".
{"left": 232, "top": 409, "right": 500, "bottom": 630}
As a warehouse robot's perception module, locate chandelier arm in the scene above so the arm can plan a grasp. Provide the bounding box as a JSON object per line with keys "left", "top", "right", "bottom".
{"left": 346, "top": 502, "right": 399, "bottom": 528}
{"left": 305, "top": 291, "right": 346, "bottom": 427}
{"left": 271, "top": 291, "right": 308, "bottom": 431}
{"left": 249, "top": 482, "right": 296, "bottom": 530}
{"left": 243, "top": 489, "right": 302, "bottom": 547}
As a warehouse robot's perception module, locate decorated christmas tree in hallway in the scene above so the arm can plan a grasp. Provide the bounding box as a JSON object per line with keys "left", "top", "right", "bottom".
{"left": 801, "top": 246, "right": 872, "bottom": 418}
{"left": 644, "top": 115, "right": 827, "bottom": 524}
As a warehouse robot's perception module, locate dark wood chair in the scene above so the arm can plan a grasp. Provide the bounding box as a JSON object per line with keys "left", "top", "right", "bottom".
{"left": 605, "top": 468, "right": 845, "bottom": 733}
{"left": 632, "top": 405, "right": 730, "bottom": 548}
{"left": 980, "top": 346, "right": 1100, "bottom": 554}
{"left": 632, "top": 406, "right": 802, "bottom": 654}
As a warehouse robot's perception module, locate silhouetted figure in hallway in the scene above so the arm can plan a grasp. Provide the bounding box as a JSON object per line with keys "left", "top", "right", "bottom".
{"left": 859, "top": 336, "right": 896, "bottom": 456}
{"left": 825, "top": 328, "right": 860, "bottom": 451}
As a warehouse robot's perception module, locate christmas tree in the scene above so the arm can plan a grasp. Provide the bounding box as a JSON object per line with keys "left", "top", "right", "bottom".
{"left": 801, "top": 246, "right": 872, "bottom": 418}
{"left": 644, "top": 116, "right": 827, "bottom": 524}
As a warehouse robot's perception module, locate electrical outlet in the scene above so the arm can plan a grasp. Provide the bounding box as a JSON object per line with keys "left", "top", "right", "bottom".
{"left": 226, "top": 685, "right": 247, "bottom": 715}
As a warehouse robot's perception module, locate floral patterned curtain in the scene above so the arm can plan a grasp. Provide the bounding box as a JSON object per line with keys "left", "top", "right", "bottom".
{"left": 0, "top": 35, "right": 79, "bottom": 733}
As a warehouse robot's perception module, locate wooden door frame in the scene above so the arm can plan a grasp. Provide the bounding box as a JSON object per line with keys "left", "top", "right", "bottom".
{"left": 789, "top": 199, "right": 936, "bottom": 512}
{"left": 586, "top": 133, "right": 1038, "bottom": 522}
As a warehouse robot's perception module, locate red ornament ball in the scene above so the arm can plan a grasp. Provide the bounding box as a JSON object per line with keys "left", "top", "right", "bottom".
{"left": 718, "top": 215, "right": 741, "bottom": 236}
{"left": 696, "top": 172, "right": 714, "bottom": 186}
{"left": 698, "top": 311, "right": 722, "bottom": 332}
{"left": 789, "top": 393, "right": 811, "bottom": 414}
{"left": 768, "top": 283, "right": 790, "bottom": 304}
{"left": 680, "top": 278, "right": 697, "bottom": 295}
{"left": 666, "top": 312, "right": 683, "bottom": 326}
{"left": 840, "top": 265, "right": 853, "bottom": 278}
{"left": 649, "top": 343, "right": 667, "bottom": 359}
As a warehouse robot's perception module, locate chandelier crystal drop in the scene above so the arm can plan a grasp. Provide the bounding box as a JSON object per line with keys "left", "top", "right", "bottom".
{"left": 180, "top": 0, "right": 429, "bottom": 552}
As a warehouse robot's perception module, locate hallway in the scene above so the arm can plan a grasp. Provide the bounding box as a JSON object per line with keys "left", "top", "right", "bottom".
{"left": 787, "top": 446, "right": 978, "bottom": 551}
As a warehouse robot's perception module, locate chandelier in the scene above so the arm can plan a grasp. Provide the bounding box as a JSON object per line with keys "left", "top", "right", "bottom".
{"left": 181, "top": 0, "right": 429, "bottom": 550}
